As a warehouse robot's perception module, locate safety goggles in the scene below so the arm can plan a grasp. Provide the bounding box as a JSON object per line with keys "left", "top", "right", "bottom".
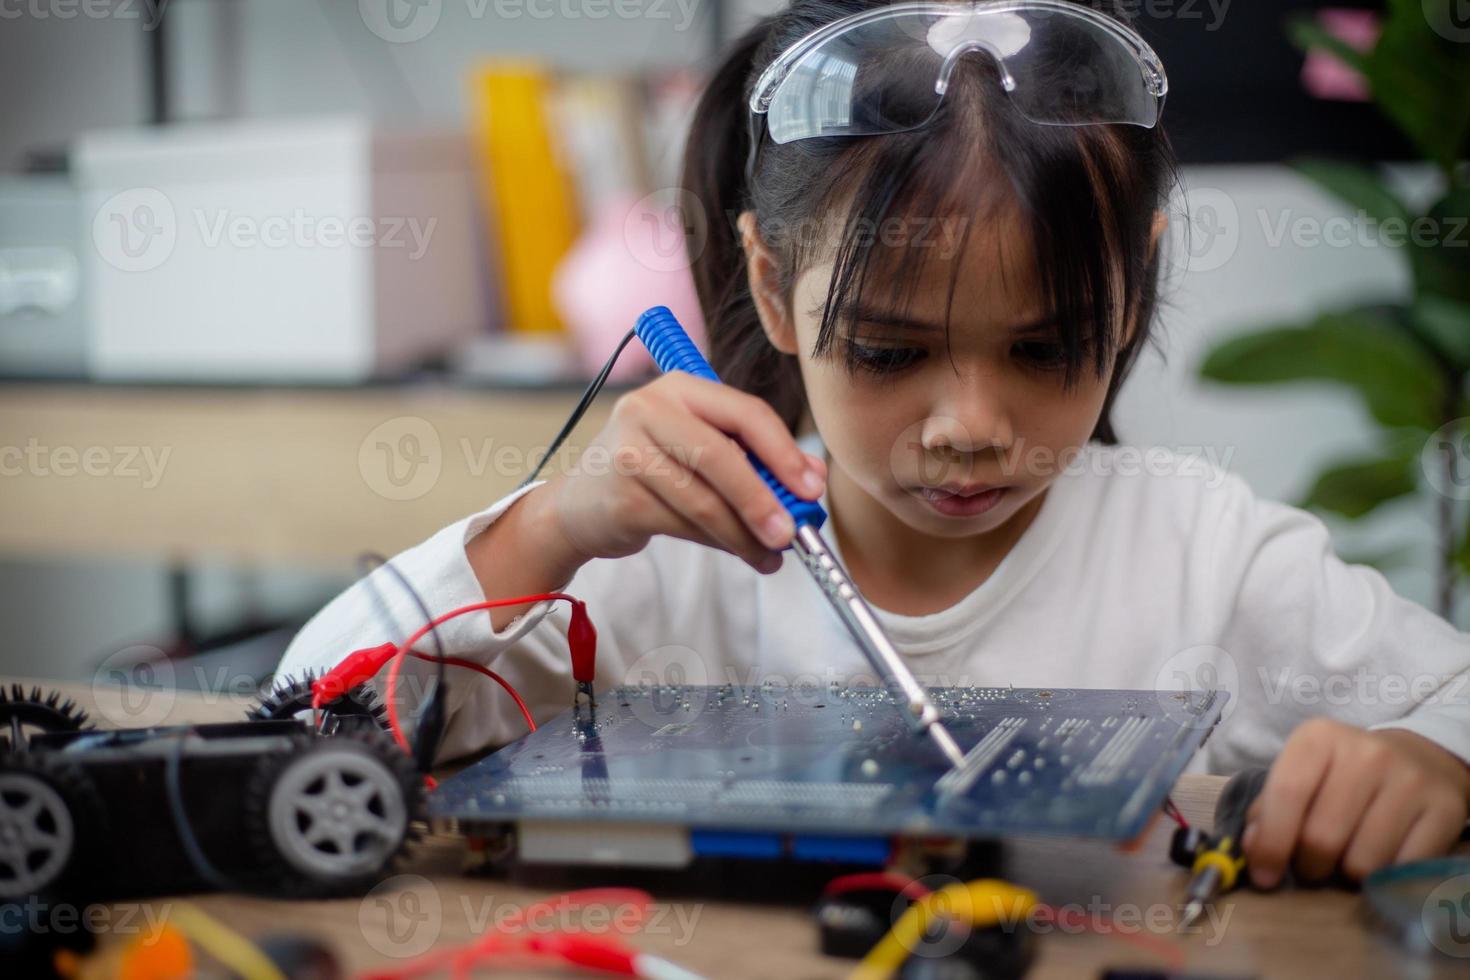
{"left": 746, "top": 1, "right": 1168, "bottom": 183}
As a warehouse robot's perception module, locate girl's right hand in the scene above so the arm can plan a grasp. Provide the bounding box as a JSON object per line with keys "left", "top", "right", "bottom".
{"left": 540, "top": 373, "right": 827, "bottom": 575}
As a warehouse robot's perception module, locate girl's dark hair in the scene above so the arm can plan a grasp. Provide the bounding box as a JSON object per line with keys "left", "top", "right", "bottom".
{"left": 681, "top": 0, "right": 1178, "bottom": 443}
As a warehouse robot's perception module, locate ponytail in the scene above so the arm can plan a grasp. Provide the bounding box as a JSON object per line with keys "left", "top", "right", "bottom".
{"left": 680, "top": 17, "right": 810, "bottom": 433}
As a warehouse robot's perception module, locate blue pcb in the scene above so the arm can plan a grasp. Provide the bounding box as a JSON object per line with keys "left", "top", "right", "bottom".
{"left": 430, "top": 685, "right": 1226, "bottom": 843}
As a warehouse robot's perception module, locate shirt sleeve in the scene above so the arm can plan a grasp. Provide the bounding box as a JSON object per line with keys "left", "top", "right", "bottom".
{"left": 1202, "top": 471, "right": 1470, "bottom": 773}
{"left": 273, "top": 480, "right": 578, "bottom": 762}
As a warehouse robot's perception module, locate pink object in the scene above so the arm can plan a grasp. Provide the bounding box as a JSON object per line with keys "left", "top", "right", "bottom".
{"left": 1301, "top": 9, "right": 1380, "bottom": 103}
{"left": 552, "top": 190, "right": 710, "bottom": 382}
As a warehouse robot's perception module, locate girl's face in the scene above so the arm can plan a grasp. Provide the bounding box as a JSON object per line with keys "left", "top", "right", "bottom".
{"left": 742, "top": 203, "right": 1155, "bottom": 541}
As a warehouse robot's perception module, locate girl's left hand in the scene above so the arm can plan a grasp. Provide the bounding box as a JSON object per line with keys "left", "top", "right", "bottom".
{"left": 1242, "top": 718, "right": 1470, "bottom": 887}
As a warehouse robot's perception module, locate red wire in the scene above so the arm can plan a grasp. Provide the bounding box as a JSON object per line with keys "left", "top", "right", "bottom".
{"left": 404, "top": 650, "right": 536, "bottom": 733}
{"left": 356, "top": 888, "right": 655, "bottom": 980}
{"left": 1034, "top": 902, "right": 1187, "bottom": 970}
{"left": 398, "top": 653, "right": 533, "bottom": 793}
{"left": 1163, "top": 796, "right": 1189, "bottom": 828}
{"left": 383, "top": 594, "right": 584, "bottom": 755}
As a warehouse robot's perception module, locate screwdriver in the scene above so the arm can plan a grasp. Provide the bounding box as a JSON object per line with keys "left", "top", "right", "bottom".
{"left": 633, "top": 305, "right": 968, "bottom": 770}
{"left": 1179, "top": 766, "right": 1270, "bottom": 929}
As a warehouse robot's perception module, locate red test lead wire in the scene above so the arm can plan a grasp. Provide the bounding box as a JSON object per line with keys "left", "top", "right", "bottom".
{"left": 382, "top": 594, "right": 596, "bottom": 754}
{"left": 566, "top": 599, "right": 598, "bottom": 687}
{"left": 308, "top": 642, "right": 534, "bottom": 731}
{"left": 307, "top": 592, "right": 597, "bottom": 758}
{"left": 525, "top": 933, "right": 706, "bottom": 980}
{"left": 353, "top": 888, "right": 708, "bottom": 980}
{"left": 311, "top": 642, "right": 399, "bottom": 705}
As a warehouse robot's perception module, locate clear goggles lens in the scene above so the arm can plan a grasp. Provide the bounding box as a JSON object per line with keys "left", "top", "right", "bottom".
{"left": 751, "top": 1, "right": 1167, "bottom": 146}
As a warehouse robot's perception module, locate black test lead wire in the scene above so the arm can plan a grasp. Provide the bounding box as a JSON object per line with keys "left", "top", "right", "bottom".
{"left": 521, "top": 327, "right": 638, "bottom": 706}
{"left": 166, "top": 334, "right": 644, "bottom": 884}
{"left": 352, "top": 322, "right": 638, "bottom": 763}
{"left": 520, "top": 327, "right": 640, "bottom": 491}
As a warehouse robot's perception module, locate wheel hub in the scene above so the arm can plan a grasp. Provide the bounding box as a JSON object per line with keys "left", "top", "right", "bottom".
{"left": 265, "top": 747, "right": 407, "bottom": 880}
{"left": 0, "top": 773, "right": 74, "bottom": 895}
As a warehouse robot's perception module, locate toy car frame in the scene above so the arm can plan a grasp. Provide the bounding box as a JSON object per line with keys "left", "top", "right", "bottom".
{"left": 0, "top": 676, "right": 424, "bottom": 905}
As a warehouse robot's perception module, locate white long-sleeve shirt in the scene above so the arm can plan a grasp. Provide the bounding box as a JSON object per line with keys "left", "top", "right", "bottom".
{"left": 276, "top": 442, "right": 1470, "bottom": 772}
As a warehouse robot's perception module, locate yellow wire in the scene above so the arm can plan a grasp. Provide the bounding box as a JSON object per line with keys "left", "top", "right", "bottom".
{"left": 166, "top": 902, "right": 288, "bottom": 980}
{"left": 851, "top": 879, "right": 1038, "bottom": 980}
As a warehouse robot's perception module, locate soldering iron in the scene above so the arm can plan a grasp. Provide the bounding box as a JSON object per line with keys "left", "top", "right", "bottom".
{"left": 632, "top": 305, "right": 968, "bottom": 770}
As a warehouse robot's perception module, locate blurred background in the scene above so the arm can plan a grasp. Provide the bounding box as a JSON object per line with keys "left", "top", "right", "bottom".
{"left": 2, "top": 0, "right": 1468, "bottom": 695}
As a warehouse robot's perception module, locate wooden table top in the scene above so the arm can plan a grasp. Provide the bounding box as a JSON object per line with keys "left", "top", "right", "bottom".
{"left": 6, "top": 676, "right": 1462, "bottom": 979}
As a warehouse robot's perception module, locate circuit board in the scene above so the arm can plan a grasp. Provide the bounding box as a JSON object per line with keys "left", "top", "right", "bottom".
{"left": 431, "top": 685, "right": 1225, "bottom": 843}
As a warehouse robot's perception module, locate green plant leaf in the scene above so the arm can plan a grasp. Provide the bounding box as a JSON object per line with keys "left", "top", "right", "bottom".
{"left": 1410, "top": 293, "right": 1470, "bottom": 370}
{"left": 1289, "top": 2, "right": 1470, "bottom": 177}
{"left": 1290, "top": 159, "right": 1411, "bottom": 226}
{"left": 1374, "top": 0, "right": 1470, "bottom": 175}
{"left": 1457, "top": 508, "right": 1470, "bottom": 576}
{"left": 1200, "top": 310, "right": 1444, "bottom": 429}
{"left": 1426, "top": 420, "right": 1470, "bottom": 533}
{"left": 1351, "top": 301, "right": 1469, "bottom": 375}
{"left": 1287, "top": 16, "right": 1370, "bottom": 74}
{"left": 1409, "top": 187, "right": 1470, "bottom": 306}
{"left": 1300, "top": 451, "right": 1419, "bottom": 519}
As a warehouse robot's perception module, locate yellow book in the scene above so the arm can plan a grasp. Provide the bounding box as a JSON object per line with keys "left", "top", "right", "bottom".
{"left": 470, "top": 63, "right": 580, "bottom": 334}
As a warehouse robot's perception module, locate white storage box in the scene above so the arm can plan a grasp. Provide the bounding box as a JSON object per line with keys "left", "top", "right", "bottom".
{"left": 0, "top": 176, "right": 86, "bottom": 377}
{"left": 74, "top": 118, "right": 488, "bottom": 382}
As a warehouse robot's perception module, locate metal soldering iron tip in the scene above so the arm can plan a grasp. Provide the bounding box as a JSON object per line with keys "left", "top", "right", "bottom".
{"left": 1179, "top": 900, "right": 1203, "bottom": 931}
{"left": 929, "top": 721, "right": 967, "bottom": 770}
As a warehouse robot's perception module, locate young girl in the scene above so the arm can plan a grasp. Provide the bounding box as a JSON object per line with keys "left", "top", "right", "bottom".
{"left": 279, "top": 0, "right": 1469, "bottom": 890}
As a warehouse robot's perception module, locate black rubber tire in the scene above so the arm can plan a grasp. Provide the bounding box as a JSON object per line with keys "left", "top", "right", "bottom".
{"left": 243, "top": 729, "right": 423, "bottom": 897}
{"left": 0, "top": 753, "right": 106, "bottom": 903}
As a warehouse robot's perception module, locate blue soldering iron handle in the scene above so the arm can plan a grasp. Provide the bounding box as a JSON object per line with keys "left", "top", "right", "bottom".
{"left": 634, "top": 305, "right": 827, "bottom": 534}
